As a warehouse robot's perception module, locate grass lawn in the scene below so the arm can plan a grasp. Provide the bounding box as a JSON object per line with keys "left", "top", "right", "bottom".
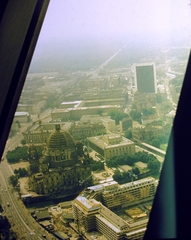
{"left": 160, "top": 144, "right": 167, "bottom": 151}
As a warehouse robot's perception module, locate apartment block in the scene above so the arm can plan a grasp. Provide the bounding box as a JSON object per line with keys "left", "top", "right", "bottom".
{"left": 102, "top": 177, "right": 156, "bottom": 210}
{"left": 72, "top": 196, "right": 102, "bottom": 232}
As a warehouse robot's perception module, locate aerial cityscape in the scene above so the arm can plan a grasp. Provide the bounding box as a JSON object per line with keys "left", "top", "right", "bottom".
{"left": 0, "top": 0, "right": 191, "bottom": 239}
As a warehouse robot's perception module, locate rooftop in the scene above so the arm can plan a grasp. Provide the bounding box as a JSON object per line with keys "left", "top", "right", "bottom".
{"left": 74, "top": 196, "right": 101, "bottom": 212}
{"left": 15, "top": 111, "right": 29, "bottom": 116}
{"left": 88, "top": 134, "right": 134, "bottom": 150}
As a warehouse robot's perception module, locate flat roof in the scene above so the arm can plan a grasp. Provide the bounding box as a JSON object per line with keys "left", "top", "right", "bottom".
{"left": 88, "top": 135, "right": 134, "bottom": 150}
{"left": 96, "top": 214, "right": 122, "bottom": 233}
{"left": 134, "top": 62, "right": 155, "bottom": 67}
{"left": 119, "top": 165, "right": 132, "bottom": 172}
{"left": 87, "top": 184, "right": 103, "bottom": 192}
{"left": 15, "top": 111, "right": 29, "bottom": 116}
{"left": 75, "top": 196, "right": 101, "bottom": 212}
{"left": 135, "top": 161, "right": 147, "bottom": 169}
{"left": 122, "top": 177, "right": 155, "bottom": 189}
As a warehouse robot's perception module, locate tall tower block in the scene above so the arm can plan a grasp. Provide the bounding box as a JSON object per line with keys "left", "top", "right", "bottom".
{"left": 134, "top": 62, "right": 157, "bottom": 93}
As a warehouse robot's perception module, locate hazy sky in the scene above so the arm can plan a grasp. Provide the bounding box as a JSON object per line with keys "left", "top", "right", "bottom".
{"left": 39, "top": 0, "right": 191, "bottom": 45}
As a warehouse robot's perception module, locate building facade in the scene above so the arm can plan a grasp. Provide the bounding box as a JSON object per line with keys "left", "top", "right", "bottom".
{"left": 51, "top": 105, "right": 123, "bottom": 121}
{"left": 72, "top": 178, "right": 155, "bottom": 240}
{"left": 88, "top": 133, "right": 135, "bottom": 159}
{"left": 134, "top": 63, "right": 157, "bottom": 93}
{"left": 29, "top": 124, "right": 92, "bottom": 196}
{"left": 102, "top": 177, "right": 156, "bottom": 210}
{"left": 71, "top": 121, "right": 105, "bottom": 140}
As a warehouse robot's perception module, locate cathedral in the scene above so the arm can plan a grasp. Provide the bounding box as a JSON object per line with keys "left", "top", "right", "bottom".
{"left": 29, "top": 124, "right": 92, "bottom": 196}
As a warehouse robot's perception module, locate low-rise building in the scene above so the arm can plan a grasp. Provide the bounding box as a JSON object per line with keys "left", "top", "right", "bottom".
{"left": 14, "top": 111, "right": 30, "bottom": 123}
{"left": 101, "top": 118, "right": 116, "bottom": 132}
{"left": 134, "top": 162, "right": 147, "bottom": 173}
{"left": 88, "top": 133, "right": 135, "bottom": 159}
{"left": 51, "top": 105, "right": 122, "bottom": 121}
{"left": 119, "top": 117, "right": 132, "bottom": 132}
{"left": 72, "top": 121, "right": 105, "bottom": 140}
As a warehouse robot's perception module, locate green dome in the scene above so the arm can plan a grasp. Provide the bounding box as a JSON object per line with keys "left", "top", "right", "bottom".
{"left": 47, "top": 126, "right": 75, "bottom": 150}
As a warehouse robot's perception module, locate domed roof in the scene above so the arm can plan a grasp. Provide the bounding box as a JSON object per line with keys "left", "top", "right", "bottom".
{"left": 46, "top": 124, "right": 75, "bottom": 150}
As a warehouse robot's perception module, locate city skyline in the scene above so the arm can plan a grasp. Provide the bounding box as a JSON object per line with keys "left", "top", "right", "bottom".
{"left": 30, "top": 0, "right": 191, "bottom": 73}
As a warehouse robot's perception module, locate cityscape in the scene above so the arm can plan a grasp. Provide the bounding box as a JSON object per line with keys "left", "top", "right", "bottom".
{"left": 0, "top": 1, "right": 191, "bottom": 239}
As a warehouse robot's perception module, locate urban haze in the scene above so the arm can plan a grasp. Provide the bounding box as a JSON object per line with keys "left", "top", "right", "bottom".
{"left": 0, "top": 0, "right": 191, "bottom": 239}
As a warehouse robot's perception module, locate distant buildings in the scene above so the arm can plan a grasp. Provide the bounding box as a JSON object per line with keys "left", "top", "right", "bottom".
{"left": 23, "top": 122, "right": 73, "bottom": 144}
{"left": 88, "top": 133, "right": 135, "bottom": 159}
{"left": 51, "top": 105, "right": 122, "bottom": 121}
{"left": 134, "top": 63, "right": 157, "bottom": 93}
{"left": 72, "top": 120, "right": 106, "bottom": 140}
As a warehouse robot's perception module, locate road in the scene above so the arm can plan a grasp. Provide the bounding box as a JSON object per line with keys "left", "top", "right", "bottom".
{"left": 0, "top": 123, "right": 56, "bottom": 240}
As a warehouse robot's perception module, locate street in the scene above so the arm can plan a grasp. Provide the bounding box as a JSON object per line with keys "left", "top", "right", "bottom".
{"left": 0, "top": 120, "right": 56, "bottom": 240}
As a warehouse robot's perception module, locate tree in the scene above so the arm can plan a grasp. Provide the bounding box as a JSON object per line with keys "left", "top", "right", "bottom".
{"left": 142, "top": 108, "right": 155, "bottom": 116}
{"left": 113, "top": 169, "right": 123, "bottom": 182}
{"left": 6, "top": 146, "right": 29, "bottom": 163}
{"left": 91, "top": 161, "right": 104, "bottom": 171}
{"left": 21, "top": 139, "right": 26, "bottom": 145}
{"left": 147, "top": 159, "right": 160, "bottom": 173}
{"left": 89, "top": 157, "right": 104, "bottom": 171}
{"left": 9, "top": 175, "right": 18, "bottom": 187}
{"left": 96, "top": 130, "right": 107, "bottom": 136}
{"left": 14, "top": 168, "right": 28, "bottom": 178}
{"left": 109, "top": 110, "right": 128, "bottom": 125}
{"left": 151, "top": 138, "right": 161, "bottom": 148}
{"left": 124, "top": 128, "right": 132, "bottom": 139}
{"left": 15, "top": 120, "right": 20, "bottom": 128}
{"left": 76, "top": 141, "right": 84, "bottom": 157}
{"left": 132, "top": 167, "right": 140, "bottom": 175}
{"left": 29, "top": 163, "right": 40, "bottom": 174}
{"left": 97, "top": 109, "right": 103, "bottom": 116}
{"left": 129, "top": 110, "right": 142, "bottom": 122}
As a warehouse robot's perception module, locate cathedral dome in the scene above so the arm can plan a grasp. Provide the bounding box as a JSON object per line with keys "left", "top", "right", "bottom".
{"left": 46, "top": 124, "right": 75, "bottom": 150}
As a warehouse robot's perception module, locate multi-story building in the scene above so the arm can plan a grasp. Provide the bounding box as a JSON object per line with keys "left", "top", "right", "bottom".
{"left": 88, "top": 133, "right": 135, "bottom": 159}
{"left": 85, "top": 178, "right": 157, "bottom": 211}
{"left": 133, "top": 93, "right": 156, "bottom": 110}
{"left": 51, "top": 105, "right": 122, "bottom": 121}
{"left": 72, "top": 196, "right": 102, "bottom": 232}
{"left": 14, "top": 111, "right": 30, "bottom": 123}
{"left": 23, "top": 122, "right": 73, "bottom": 144}
{"left": 132, "top": 125, "right": 163, "bottom": 142}
{"left": 112, "top": 74, "right": 121, "bottom": 87}
{"left": 96, "top": 206, "right": 129, "bottom": 240}
{"left": 102, "top": 177, "right": 156, "bottom": 210}
{"left": 101, "top": 118, "right": 116, "bottom": 132}
{"left": 83, "top": 98, "right": 125, "bottom": 108}
{"left": 72, "top": 177, "right": 156, "bottom": 240}
{"left": 134, "top": 62, "right": 157, "bottom": 93}
{"left": 71, "top": 121, "right": 105, "bottom": 140}
{"left": 119, "top": 117, "right": 132, "bottom": 132}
